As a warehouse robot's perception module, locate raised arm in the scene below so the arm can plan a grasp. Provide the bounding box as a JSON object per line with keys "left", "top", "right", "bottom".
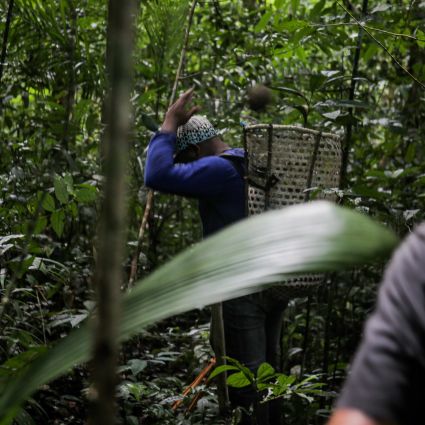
{"left": 144, "top": 89, "right": 237, "bottom": 198}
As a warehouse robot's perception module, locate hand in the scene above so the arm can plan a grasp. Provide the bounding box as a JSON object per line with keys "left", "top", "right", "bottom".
{"left": 161, "top": 88, "right": 200, "bottom": 133}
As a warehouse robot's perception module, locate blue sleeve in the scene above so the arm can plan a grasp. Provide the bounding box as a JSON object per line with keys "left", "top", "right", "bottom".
{"left": 144, "top": 131, "right": 238, "bottom": 198}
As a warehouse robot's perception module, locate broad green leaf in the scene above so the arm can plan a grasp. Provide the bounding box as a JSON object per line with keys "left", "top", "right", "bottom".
{"left": 54, "top": 176, "right": 69, "bottom": 205}
{"left": 405, "top": 144, "right": 416, "bottom": 163}
{"left": 290, "top": 0, "right": 300, "bottom": 15}
{"left": 309, "top": 0, "right": 326, "bottom": 19}
{"left": 63, "top": 175, "right": 74, "bottom": 194}
{"left": 257, "top": 362, "right": 275, "bottom": 382}
{"left": 417, "top": 30, "right": 425, "bottom": 48}
{"left": 0, "top": 202, "right": 398, "bottom": 423}
{"left": 227, "top": 371, "right": 251, "bottom": 388}
{"left": 69, "top": 202, "right": 78, "bottom": 218}
{"left": 292, "top": 26, "right": 315, "bottom": 44}
{"left": 208, "top": 364, "right": 240, "bottom": 381}
{"left": 41, "top": 193, "right": 55, "bottom": 212}
{"left": 33, "top": 217, "right": 47, "bottom": 234}
{"left": 51, "top": 210, "right": 65, "bottom": 237}
{"left": 309, "top": 74, "right": 327, "bottom": 92}
{"left": 273, "top": 86, "right": 308, "bottom": 103}
{"left": 276, "top": 19, "right": 307, "bottom": 33}
{"left": 363, "top": 43, "right": 379, "bottom": 62}
{"left": 254, "top": 10, "right": 272, "bottom": 33}
{"left": 75, "top": 185, "right": 97, "bottom": 203}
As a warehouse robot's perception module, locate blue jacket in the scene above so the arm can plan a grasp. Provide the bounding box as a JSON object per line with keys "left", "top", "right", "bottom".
{"left": 144, "top": 131, "right": 245, "bottom": 236}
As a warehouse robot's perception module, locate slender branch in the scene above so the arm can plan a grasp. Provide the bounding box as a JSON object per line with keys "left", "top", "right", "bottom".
{"left": 169, "top": 0, "right": 198, "bottom": 106}
{"left": 128, "top": 0, "right": 198, "bottom": 287}
{"left": 335, "top": 0, "right": 425, "bottom": 90}
{"left": 312, "top": 21, "right": 425, "bottom": 42}
{"left": 128, "top": 190, "right": 153, "bottom": 286}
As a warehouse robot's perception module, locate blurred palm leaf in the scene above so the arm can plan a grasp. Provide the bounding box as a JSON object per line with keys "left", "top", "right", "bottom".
{"left": 0, "top": 201, "right": 397, "bottom": 424}
{"left": 142, "top": 0, "right": 189, "bottom": 82}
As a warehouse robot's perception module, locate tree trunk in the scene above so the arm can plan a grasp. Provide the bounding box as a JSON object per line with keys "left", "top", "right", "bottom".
{"left": 88, "top": 0, "right": 136, "bottom": 424}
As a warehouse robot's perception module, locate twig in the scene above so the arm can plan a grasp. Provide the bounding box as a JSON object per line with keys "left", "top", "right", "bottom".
{"left": 171, "top": 357, "right": 216, "bottom": 411}
{"left": 36, "top": 288, "right": 47, "bottom": 345}
{"left": 336, "top": 0, "right": 425, "bottom": 90}
{"left": 169, "top": 0, "right": 198, "bottom": 106}
{"left": 128, "top": 190, "right": 153, "bottom": 286}
{"left": 128, "top": 0, "right": 198, "bottom": 287}
{"left": 312, "top": 21, "right": 425, "bottom": 42}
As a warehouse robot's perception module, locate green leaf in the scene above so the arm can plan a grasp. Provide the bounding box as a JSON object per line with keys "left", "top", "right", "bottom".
{"left": 0, "top": 202, "right": 398, "bottom": 423}
{"left": 417, "top": 30, "right": 425, "bottom": 48}
{"left": 290, "top": 0, "right": 300, "bottom": 15}
{"left": 69, "top": 202, "right": 78, "bottom": 218}
{"left": 41, "top": 193, "right": 55, "bottom": 212}
{"left": 292, "top": 26, "right": 315, "bottom": 44}
{"left": 405, "top": 144, "right": 416, "bottom": 163}
{"left": 51, "top": 210, "right": 65, "bottom": 237}
{"left": 63, "top": 175, "right": 74, "bottom": 194}
{"left": 277, "top": 19, "right": 307, "bottom": 33}
{"left": 75, "top": 185, "right": 97, "bottom": 203}
{"left": 309, "top": 0, "right": 326, "bottom": 19}
{"left": 54, "top": 176, "right": 69, "bottom": 205}
{"left": 309, "top": 74, "right": 327, "bottom": 92}
{"left": 273, "top": 86, "right": 308, "bottom": 102}
{"left": 208, "top": 364, "right": 240, "bottom": 381}
{"left": 257, "top": 362, "right": 275, "bottom": 382}
{"left": 34, "top": 217, "right": 47, "bottom": 234}
{"left": 254, "top": 10, "right": 273, "bottom": 33}
{"left": 227, "top": 372, "right": 251, "bottom": 388}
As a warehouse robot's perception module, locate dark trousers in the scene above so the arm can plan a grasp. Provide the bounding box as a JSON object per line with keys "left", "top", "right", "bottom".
{"left": 219, "top": 292, "right": 288, "bottom": 425}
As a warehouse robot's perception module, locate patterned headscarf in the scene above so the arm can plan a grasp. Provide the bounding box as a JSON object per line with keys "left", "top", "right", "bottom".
{"left": 176, "top": 115, "right": 219, "bottom": 153}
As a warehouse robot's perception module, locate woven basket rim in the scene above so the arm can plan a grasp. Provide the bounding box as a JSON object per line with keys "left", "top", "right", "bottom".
{"left": 244, "top": 124, "right": 341, "bottom": 140}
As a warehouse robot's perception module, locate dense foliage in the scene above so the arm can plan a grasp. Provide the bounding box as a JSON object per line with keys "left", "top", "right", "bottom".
{"left": 0, "top": 0, "right": 423, "bottom": 423}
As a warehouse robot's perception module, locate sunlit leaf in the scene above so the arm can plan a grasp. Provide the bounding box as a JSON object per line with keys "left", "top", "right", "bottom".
{"left": 227, "top": 371, "right": 251, "bottom": 388}
{"left": 254, "top": 10, "right": 273, "bottom": 33}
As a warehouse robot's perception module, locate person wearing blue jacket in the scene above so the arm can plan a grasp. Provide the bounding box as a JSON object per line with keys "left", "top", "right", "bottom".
{"left": 144, "top": 88, "right": 285, "bottom": 425}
